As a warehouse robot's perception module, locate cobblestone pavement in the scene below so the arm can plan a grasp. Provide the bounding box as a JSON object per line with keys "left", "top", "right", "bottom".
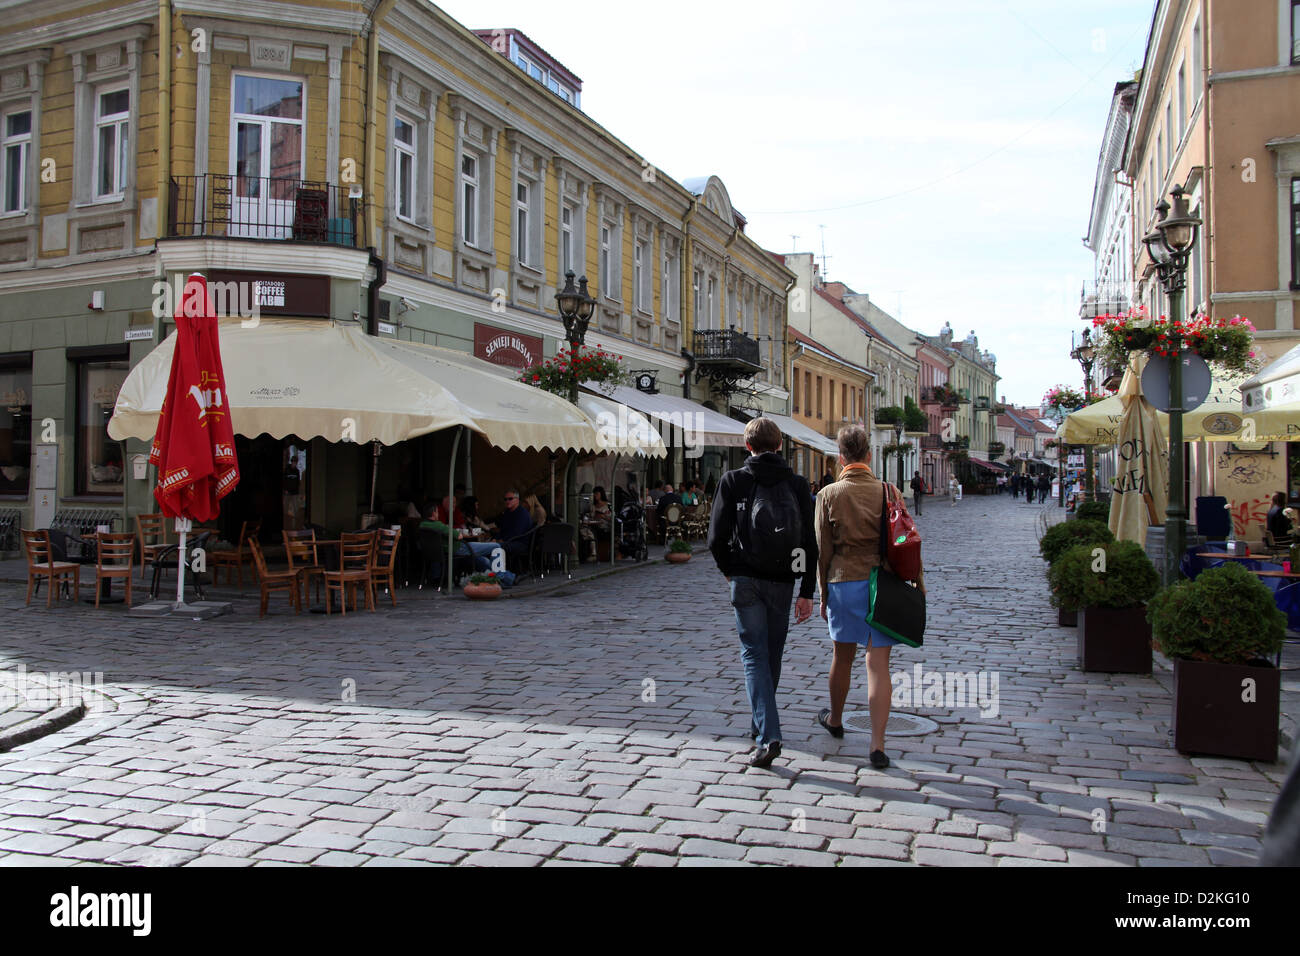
{"left": 0, "top": 493, "right": 1292, "bottom": 867}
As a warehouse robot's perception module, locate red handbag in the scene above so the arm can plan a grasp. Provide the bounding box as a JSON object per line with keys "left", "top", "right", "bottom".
{"left": 879, "top": 483, "right": 922, "bottom": 582}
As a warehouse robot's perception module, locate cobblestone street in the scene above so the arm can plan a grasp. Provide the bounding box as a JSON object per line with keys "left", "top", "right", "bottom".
{"left": 0, "top": 493, "right": 1293, "bottom": 867}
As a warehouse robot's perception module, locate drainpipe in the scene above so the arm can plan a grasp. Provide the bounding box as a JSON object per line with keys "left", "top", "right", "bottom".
{"left": 365, "top": 0, "right": 396, "bottom": 250}
{"left": 366, "top": 249, "right": 386, "bottom": 335}
{"left": 680, "top": 196, "right": 698, "bottom": 379}
{"left": 158, "top": 0, "right": 171, "bottom": 216}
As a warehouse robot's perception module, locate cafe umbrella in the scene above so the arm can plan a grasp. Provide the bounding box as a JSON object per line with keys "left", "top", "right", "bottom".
{"left": 148, "top": 273, "right": 239, "bottom": 608}
{"left": 1107, "top": 356, "right": 1169, "bottom": 545}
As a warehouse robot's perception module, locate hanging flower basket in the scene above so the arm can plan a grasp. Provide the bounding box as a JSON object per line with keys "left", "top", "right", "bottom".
{"left": 1092, "top": 308, "right": 1260, "bottom": 374}
{"left": 519, "top": 346, "right": 629, "bottom": 399}
{"left": 1043, "top": 386, "right": 1086, "bottom": 413}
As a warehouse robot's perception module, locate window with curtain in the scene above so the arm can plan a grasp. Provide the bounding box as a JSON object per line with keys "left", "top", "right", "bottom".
{"left": 94, "top": 87, "right": 129, "bottom": 199}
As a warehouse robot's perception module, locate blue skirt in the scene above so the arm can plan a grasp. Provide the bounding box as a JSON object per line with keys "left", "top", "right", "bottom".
{"left": 827, "top": 579, "right": 901, "bottom": 647}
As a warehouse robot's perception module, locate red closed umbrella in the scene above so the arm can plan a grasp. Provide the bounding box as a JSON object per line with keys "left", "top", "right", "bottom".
{"left": 148, "top": 273, "right": 239, "bottom": 603}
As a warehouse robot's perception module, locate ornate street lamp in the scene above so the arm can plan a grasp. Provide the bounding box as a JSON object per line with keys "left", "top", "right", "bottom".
{"left": 554, "top": 270, "right": 597, "bottom": 405}
{"left": 1143, "top": 184, "right": 1201, "bottom": 584}
{"left": 1070, "top": 327, "right": 1097, "bottom": 503}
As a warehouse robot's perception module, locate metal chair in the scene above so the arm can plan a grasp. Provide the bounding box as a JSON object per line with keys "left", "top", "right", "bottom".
{"left": 534, "top": 523, "right": 575, "bottom": 580}
{"left": 150, "top": 531, "right": 213, "bottom": 601}
{"left": 661, "top": 503, "right": 684, "bottom": 543}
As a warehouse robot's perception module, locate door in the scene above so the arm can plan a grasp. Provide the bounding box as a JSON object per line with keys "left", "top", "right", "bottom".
{"left": 230, "top": 74, "right": 304, "bottom": 239}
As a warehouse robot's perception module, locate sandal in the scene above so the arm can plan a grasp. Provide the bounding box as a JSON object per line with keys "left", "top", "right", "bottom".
{"left": 816, "top": 709, "right": 844, "bottom": 739}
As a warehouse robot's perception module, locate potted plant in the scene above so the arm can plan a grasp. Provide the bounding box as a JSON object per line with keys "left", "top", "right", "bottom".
{"left": 1073, "top": 499, "right": 1111, "bottom": 524}
{"left": 665, "top": 539, "right": 692, "bottom": 563}
{"left": 1049, "top": 541, "right": 1160, "bottom": 673}
{"left": 463, "top": 571, "right": 503, "bottom": 600}
{"left": 1039, "top": 519, "right": 1114, "bottom": 626}
{"left": 1147, "top": 562, "right": 1286, "bottom": 761}
{"left": 519, "top": 346, "right": 629, "bottom": 398}
{"left": 1093, "top": 308, "right": 1261, "bottom": 374}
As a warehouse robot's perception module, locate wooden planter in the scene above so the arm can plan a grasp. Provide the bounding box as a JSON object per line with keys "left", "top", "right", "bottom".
{"left": 1172, "top": 658, "right": 1279, "bottom": 762}
{"left": 1058, "top": 608, "right": 1077, "bottom": 627}
{"left": 1077, "top": 605, "right": 1151, "bottom": 674}
{"left": 463, "top": 582, "right": 503, "bottom": 600}
{"left": 666, "top": 552, "right": 691, "bottom": 564}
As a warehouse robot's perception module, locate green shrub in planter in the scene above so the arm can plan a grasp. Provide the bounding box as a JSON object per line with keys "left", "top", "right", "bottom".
{"left": 1147, "top": 562, "right": 1285, "bottom": 664}
{"left": 1039, "top": 519, "right": 1113, "bottom": 566}
{"left": 667, "top": 538, "right": 692, "bottom": 554}
{"left": 1048, "top": 540, "right": 1159, "bottom": 611}
{"left": 1073, "top": 499, "right": 1111, "bottom": 524}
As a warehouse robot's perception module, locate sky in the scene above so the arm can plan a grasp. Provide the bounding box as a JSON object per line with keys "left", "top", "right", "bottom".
{"left": 436, "top": 0, "right": 1156, "bottom": 407}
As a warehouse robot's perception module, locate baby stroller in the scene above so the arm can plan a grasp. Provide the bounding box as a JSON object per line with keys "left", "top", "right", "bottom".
{"left": 616, "top": 498, "right": 648, "bottom": 562}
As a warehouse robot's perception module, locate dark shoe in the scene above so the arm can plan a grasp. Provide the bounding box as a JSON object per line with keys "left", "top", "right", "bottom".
{"left": 816, "top": 709, "right": 844, "bottom": 739}
{"left": 749, "top": 741, "right": 782, "bottom": 768}
{"left": 869, "top": 749, "right": 890, "bottom": 770}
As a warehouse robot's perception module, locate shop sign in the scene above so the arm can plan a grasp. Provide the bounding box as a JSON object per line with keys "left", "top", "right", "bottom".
{"left": 474, "top": 323, "right": 542, "bottom": 370}
{"left": 206, "top": 269, "right": 331, "bottom": 318}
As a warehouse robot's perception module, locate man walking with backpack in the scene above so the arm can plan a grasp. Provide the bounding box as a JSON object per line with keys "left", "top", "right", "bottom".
{"left": 708, "top": 417, "right": 817, "bottom": 769}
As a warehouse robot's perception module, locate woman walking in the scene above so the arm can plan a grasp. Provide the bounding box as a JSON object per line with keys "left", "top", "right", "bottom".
{"left": 814, "top": 424, "right": 924, "bottom": 769}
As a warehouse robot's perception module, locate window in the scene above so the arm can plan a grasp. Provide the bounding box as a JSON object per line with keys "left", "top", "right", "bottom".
{"left": 460, "top": 153, "right": 478, "bottom": 246}
{"left": 1177, "top": 65, "right": 1187, "bottom": 139}
{"left": 230, "top": 74, "right": 303, "bottom": 238}
{"left": 804, "top": 372, "right": 811, "bottom": 416}
{"left": 1, "top": 110, "right": 31, "bottom": 215}
{"left": 0, "top": 360, "right": 32, "bottom": 497}
{"left": 1192, "top": 18, "right": 1203, "bottom": 98}
{"left": 1292, "top": 177, "right": 1300, "bottom": 288}
{"left": 394, "top": 117, "right": 416, "bottom": 222}
{"left": 599, "top": 225, "right": 611, "bottom": 292}
{"left": 75, "top": 358, "right": 128, "bottom": 496}
{"left": 693, "top": 269, "right": 702, "bottom": 321}
{"left": 515, "top": 180, "right": 529, "bottom": 264}
{"left": 661, "top": 247, "right": 670, "bottom": 320}
{"left": 561, "top": 205, "right": 573, "bottom": 274}
{"left": 792, "top": 367, "right": 800, "bottom": 413}
{"left": 1293, "top": 1, "right": 1300, "bottom": 63}
{"left": 93, "top": 87, "right": 129, "bottom": 199}
{"left": 841, "top": 383, "right": 848, "bottom": 421}
{"left": 707, "top": 276, "right": 717, "bottom": 328}
{"left": 816, "top": 376, "right": 823, "bottom": 419}
{"left": 1165, "top": 104, "right": 1173, "bottom": 165}
{"left": 634, "top": 238, "right": 649, "bottom": 311}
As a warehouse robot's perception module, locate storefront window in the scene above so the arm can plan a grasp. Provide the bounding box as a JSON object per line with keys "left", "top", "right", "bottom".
{"left": 0, "top": 362, "right": 32, "bottom": 497}
{"left": 76, "top": 359, "right": 128, "bottom": 496}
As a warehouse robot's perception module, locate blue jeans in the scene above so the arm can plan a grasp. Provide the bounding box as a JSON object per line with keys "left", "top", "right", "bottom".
{"left": 465, "top": 541, "right": 516, "bottom": 586}
{"left": 730, "top": 575, "right": 795, "bottom": 746}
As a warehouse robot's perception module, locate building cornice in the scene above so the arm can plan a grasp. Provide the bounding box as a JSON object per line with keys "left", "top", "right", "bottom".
{"left": 155, "top": 239, "right": 373, "bottom": 281}
{"left": 0, "top": 0, "right": 154, "bottom": 54}
{"left": 172, "top": 0, "right": 368, "bottom": 33}
{"left": 0, "top": 252, "right": 156, "bottom": 292}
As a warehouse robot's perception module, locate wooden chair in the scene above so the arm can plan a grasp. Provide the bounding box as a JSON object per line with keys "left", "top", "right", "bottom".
{"left": 135, "top": 513, "right": 169, "bottom": 583}
{"left": 284, "top": 529, "right": 326, "bottom": 605}
{"left": 248, "top": 539, "right": 300, "bottom": 618}
{"left": 324, "top": 531, "right": 375, "bottom": 615}
{"left": 369, "top": 528, "right": 401, "bottom": 607}
{"left": 93, "top": 532, "right": 135, "bottom": 609}
{"left": 22, "top": 529, "right": 81, "bottom": 608}
{"left": 211, "top": 519, "right": 261, "bottom": 587}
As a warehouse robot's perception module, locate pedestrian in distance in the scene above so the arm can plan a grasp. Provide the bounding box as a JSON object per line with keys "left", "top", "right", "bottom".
{"left": 813, "top": 424, "right": 924, "bottom": 769}
{"left": 948, "top": 475, "right": 959, "bottom": 506}
{"left": 910, "top": 470, "right": 925, "bottom": 517}
{"left": 1024, "top": 475, "right": 1035, "bottom": 504}
{"left": 708, "top": 417, "right": 818, "bottom": 770}
{"left": 1038, "top": 473, "right": 1051, "bottom": 504}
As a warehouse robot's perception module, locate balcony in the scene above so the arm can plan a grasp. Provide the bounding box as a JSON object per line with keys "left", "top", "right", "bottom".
{"left": 693, "top": 328, "right": 761, "bottom": 371}
{"left": 922, "top": 385, "right": 962, "bottom": 408}
{"left": 1078, "top": 281, "right": 1130, "bottom": 321}
{"left": 920, "top": 434, "right": 942, "bottom": 450}
{"left": 167, "top": 175, "right": 368, "bottom": 248}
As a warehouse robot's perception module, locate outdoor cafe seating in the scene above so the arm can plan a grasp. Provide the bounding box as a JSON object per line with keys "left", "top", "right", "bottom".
{"left": 92, "top": 532, "right": 136, "bottom": 609}
{"left": 135, "top": 512, "right": 170, "bottom": 583}
{"left": 21, "top": 528, "right": 81, "bottom": 608}
{"left": 149, "top": 530, "right": 213, "bottom": 601}
{"left": 211, "top": 519, "right": 261, "bottom": 587}
{"left": 323, "top": 531, "right": 376, "bottom": 615}
{"left": 283, "top": 528, "right": 326, "bottom": 605}
{"left": 248, "top": 538, "right": 301, "bottom": 618}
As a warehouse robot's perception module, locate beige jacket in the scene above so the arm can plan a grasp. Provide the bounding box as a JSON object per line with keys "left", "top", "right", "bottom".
{"left": 815, "top": 465, "right": 921, "bottom": 605}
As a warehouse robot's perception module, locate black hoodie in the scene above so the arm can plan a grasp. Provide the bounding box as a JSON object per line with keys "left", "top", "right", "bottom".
{"left": 708, "top": 452, "right": 818, "bottom": 599}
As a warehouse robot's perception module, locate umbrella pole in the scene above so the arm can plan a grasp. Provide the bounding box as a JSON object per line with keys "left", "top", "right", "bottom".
{"left": 447, "top": 427, "right": 462, "bottom": 593}
{"left": 368, "top": 441, "right": 381, "bottom": 516}
{"left": 175, "top": 516, "right": 191, "bottom": 607}
{"left": 610, "top": 453, "right": 620, "bottom": 568}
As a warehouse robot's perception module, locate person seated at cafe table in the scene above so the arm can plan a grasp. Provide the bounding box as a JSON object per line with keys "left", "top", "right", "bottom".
{"left": 580, "top": 487, "right": 613, "bottom": 562}
{"left": 434, "top": 494, "right": 466, "bottom": 529}
{"left": 1268, "top": 491, "right": 1294, "bottom": 541}
{"left": 458, "top": 488, "right": 534, "bottom": 586}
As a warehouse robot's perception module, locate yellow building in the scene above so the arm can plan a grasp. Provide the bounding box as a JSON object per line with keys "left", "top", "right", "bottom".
{"left": 0, "top": 0, "right": 791, "bottom": 539}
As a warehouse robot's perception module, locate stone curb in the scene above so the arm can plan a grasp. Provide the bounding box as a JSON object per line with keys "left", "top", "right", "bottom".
{"left": 0, "top": 702, "right": 85, "bottom": 753}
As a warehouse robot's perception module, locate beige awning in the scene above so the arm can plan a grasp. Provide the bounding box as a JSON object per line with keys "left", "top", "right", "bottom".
{"left": 596, "top": 383, "right": 748, "bottom": 447}
{"left": 754, "top": 412, "right": 839, "bottom": 456}
{"left": 108, "top": 319, "right": 601, "bottom": 452}
{"left": 578, "top": 393, "right": 668, "bottom": 457}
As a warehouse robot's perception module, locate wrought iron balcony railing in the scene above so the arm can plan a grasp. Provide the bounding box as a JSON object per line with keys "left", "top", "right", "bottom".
{"left": 167, "top": 175, "right": 367, "bottom": 248}
{"left": 692, "top": 328, "right": 761, "bottom": 371}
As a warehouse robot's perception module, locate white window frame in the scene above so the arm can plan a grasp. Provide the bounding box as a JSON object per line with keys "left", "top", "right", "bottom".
{"left": 460, "top": 151, "right": 479, "bottom": 247}
{"left": 515, "top": 179, "right": 530, "bottom": 265}
{"left": 634, "top": 237, "right": 648, "bottom": 312}
{"left": 93, "top": 85, "right": 130, "bottom": 201}
{"left": 707, "top": 275, "right": 718, "bottom": 328}
{"left": 561, "top": 203, "right": 574, "bottom": 274}
{"left": 393, "top": 114, "right": 417, "bottom": 224}
{"left": 600, "top": 224, "right": 611, "bottom": 293}
{"left": 1, "top": 108, "right": 31, "bottom": 216}
{"left": 1176, "top": 63, "right": 1187, "bottom": 141}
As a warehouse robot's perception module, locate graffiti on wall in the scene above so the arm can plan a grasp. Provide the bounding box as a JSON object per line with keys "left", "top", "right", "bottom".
{"left": 1215, "top": 445, "right": 1287, "bottom": 538}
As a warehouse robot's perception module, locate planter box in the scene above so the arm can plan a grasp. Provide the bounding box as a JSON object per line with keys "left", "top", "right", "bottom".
{"left": 1057, "top": 608, "right": 1077, "bottom": 627}
{"left": 666, "top": 552, "right": 691, "bottom": 564}
{"left": 1172, "top": 658, "right": 1279, "bottom": 762}
{"left": 1077, "top": 605, "right": 1151, "bottom": 674}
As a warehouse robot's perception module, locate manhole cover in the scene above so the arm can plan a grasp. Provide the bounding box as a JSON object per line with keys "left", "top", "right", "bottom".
{"left": 841, "top": 711, "right": 939, "bottom": 737}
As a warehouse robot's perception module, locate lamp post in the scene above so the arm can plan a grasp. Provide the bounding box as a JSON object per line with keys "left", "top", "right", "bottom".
{"left": 554, "top": 270, "right": 597, "bottom": 527}
{"left": 1071, "top": 327, "right": 1097, "bottom": 502}
{"left": 1143, "top": 185, "right": 1201, "bottom": 585}
{"left": 892, "top": 419, "right": 905, "bottom": 492}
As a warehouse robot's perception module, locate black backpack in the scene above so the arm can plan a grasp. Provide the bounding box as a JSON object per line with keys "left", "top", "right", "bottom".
{"left": 738, "top": 474, "right": 804, "bottom": 577}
